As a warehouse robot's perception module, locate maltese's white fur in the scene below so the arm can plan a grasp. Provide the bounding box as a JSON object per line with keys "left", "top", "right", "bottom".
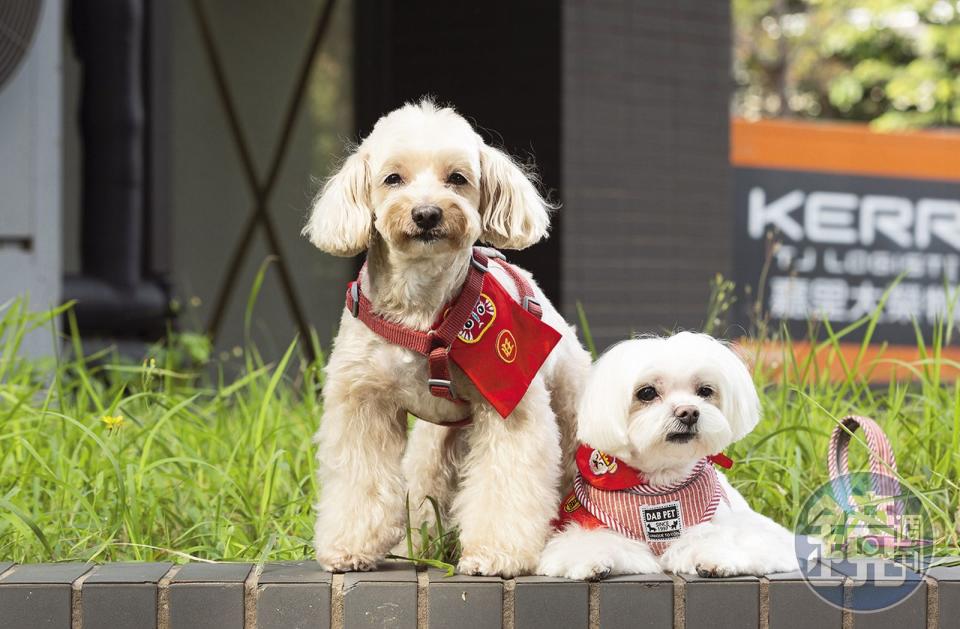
{"left": 305, "top": 100, "right": 591, "bottom": 576}
{"left": 538, "top": 332, "right": 799, "bottom": 579}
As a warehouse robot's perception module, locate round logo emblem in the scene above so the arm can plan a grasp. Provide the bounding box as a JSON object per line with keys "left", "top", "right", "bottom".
{"left": 496, "top": 329, "right": 517, "bottom": 363}
{"left": 588, "top": 449, "right": 618, "bottom": 475}
{"left": 793, "top": 471, "right": 933, "bottom": 613}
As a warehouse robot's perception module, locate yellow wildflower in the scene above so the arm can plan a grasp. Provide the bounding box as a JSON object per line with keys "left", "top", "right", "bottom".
{"left": 101, "top": 415, "right": 125, "bottom": 430}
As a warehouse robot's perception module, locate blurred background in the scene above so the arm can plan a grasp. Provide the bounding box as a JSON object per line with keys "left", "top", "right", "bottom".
{"left": 1, "top": 0, "right": 959, "bottom": 360}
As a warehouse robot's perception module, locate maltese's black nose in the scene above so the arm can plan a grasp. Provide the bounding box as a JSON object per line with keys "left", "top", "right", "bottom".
{"left": 412, "top": 205, "right": 443, "bottom": 230}
{"left": 675, "top": 405, "right": 700, "bottom": 426}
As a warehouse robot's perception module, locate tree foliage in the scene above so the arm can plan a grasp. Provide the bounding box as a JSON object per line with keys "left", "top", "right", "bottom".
{"left": 733, "top": 0, "right": 960, "bottom": 129}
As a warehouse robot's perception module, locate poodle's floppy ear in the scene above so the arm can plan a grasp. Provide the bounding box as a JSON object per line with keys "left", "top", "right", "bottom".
{"left": 302, "top": 151, "right": 372, "bottom": 256}
{"left": 478, "top": 143, "right": 551, "bottom": 250}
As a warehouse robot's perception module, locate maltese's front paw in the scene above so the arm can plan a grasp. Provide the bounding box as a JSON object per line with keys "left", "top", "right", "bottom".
{"left": 538, "top": 528, "right": 661, "bottom": 580}
{"left": 316, "top": 550, "right": 378, "bottom": 573}
{"left": 661, "top": 531, "right": 800, "bottom": 577}
{"left": 538, "top": 552, "right": 614, "bottom": 581}
{"left": 695, "top": 561, "right": 746, "bottom": 578}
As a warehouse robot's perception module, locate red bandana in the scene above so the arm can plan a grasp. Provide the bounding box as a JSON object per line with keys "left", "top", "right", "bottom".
{"left": 445, "top": 271, "right": 561, "bottom": 418}
{"left": 557, "top": 445, "right": 732, "bottom": 555}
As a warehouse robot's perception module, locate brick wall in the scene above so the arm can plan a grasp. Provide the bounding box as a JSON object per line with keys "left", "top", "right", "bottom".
{"left": 561, "top": 0, "right": 732, "bottom": 349}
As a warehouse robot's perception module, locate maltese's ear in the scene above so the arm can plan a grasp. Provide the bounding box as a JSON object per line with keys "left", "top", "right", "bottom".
{"left": 720, "top": 344, "right": 761, "bottom": 442}
{"left": 302, "top": 151, "right": 372, "bottom": 256}
{"left": 478, "top": 143, "right": 551, "bottom": 250}
{"left": 575, "top": 341, "right": 640, "bottom": 454}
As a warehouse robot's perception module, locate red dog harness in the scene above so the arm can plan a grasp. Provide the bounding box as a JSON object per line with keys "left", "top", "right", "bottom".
{"left": 557, "top": 445, "right": 733, "bottom": 555}
{"left": 345, "top": 247, "right": 561, "bottom": 423}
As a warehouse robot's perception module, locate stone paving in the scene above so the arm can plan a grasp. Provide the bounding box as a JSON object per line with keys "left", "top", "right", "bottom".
{"left": 0, "top": 558, "right": 957, "bottom": 628}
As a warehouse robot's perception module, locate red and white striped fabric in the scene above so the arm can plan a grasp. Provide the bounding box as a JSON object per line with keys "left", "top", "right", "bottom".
{"left": 571, "top": 455, "right": 728, "bottom": 555}
{"left": 828, "top": 415, "right": 902, "bottom": 519}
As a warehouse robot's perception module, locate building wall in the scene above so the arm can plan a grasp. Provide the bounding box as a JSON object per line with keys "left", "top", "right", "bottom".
{"left": 562, "top": 0, "right": 732, "bottom": 349}
{"left": 0, "top": 0, "right": 62, "bottom": 355}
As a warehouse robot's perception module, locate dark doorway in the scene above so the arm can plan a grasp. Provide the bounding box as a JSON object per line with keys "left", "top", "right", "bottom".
{"left": 353, "top": 0, "right": 563, "bottom": 304}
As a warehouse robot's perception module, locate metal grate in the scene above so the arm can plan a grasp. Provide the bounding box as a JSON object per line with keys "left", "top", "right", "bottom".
{"left": 0, "top": 0, "right": 41, "bottom": 90}
{"left": 190, "top": 0, "right": 339, "bottom": 362}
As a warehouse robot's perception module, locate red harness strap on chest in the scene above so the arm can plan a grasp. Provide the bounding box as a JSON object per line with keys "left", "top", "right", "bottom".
{"left": 345, "top": 247, "right": 543, "bottom": 424}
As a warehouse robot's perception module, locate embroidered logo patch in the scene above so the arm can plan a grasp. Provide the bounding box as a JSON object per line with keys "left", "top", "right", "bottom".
{"left": 588, "top": 449, "right": 618, "bottom": 476}
{"left": 496, "top": 329, "right": 517, "bottom": 363}
{"left": 456, "top": 293, "right": 497, "bottom": 343}
{"left": 563, "top": 493, "right": 582, "bottom": 513}
{"left": 641, "top": 501, "right": 684, "bottom": 541}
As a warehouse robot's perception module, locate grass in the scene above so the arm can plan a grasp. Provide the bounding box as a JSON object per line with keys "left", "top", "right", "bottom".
{"left": 0, "top": 274, "right": 958, "bottom": 565}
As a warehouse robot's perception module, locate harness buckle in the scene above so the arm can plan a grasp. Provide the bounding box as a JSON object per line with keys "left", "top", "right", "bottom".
{"left": 469, "top": 255, "right": 488, "bottom": 273}
{"left": 522, "top": 296, "right": 540, "bottom": 312}
{"left": 478, "top": 246, "right": 506, "bottom": 260}
{"left": 428, "top": 378, "right": 458, "bottom": 399}
{"left": 350, "top": 282, "right": 360, "bottom": 318}
{"left": 426, "top": 329, "right": 447, "bottom": 351}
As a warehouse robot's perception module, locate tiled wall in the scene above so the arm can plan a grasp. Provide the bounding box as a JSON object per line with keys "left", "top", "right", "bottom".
{"left": 562, "top": 0, "right": 732, "bottom": 349}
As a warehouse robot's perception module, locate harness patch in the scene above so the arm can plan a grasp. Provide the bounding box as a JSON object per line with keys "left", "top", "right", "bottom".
{"left": 447, "top": 272, "right": 562, "bottom": 418}
{"left": 457, "top": 293, "right": 496, "bottom": 343}
{"left": 640, "top": 501, "right": 684, "bottom": 541}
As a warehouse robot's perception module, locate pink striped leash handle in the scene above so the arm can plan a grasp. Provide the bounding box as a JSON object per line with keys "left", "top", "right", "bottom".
{"left": 827, "top": 415, "right": 903, "bottom": 519}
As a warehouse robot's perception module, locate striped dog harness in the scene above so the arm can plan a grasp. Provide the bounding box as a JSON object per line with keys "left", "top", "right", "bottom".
{"left": 557, "top": 445, "right": 731, "bottom": 555}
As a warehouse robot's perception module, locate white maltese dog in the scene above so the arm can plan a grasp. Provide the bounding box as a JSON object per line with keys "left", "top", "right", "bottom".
{"left": 305, "top": 100, "right": 591, "bottom": 576}
{"left": 538, "top": 332, "right": 799, "bottom": 579}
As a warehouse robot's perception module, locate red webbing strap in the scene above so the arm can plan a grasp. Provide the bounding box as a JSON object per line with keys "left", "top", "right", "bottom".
{"left": 431, "top": 249, "right": 489, "bottom": 347}
{"left": 494, "top": 255, "right": 543, "bottom": 319}
{"left": 425, "top": 249, "right": 487, "bottom": 402}
{"left": 346, "top": 282, "right": 435, "bottom": 353}
{"left": 345, "top": 248, "right": 489, "bottom": 405}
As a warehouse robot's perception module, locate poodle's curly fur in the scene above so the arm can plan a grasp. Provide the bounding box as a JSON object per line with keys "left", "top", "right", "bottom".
{"left": 305, "top": 100, "right": 591, "bottom": 577}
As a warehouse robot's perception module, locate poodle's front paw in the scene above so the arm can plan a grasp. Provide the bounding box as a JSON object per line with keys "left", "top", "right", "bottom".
{"left": 316, "top": 549, "right": 379, "bottom": 573}
{"left": 458, "top": 550, "right": 531, "bottom": 578}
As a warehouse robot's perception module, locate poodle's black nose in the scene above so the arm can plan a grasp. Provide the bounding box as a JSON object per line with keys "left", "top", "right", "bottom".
{"left": 675, "top": 405, "right": 700, "bottom": 426}
{"left": 412, "top": 205, "right": 443, "bottom": 230}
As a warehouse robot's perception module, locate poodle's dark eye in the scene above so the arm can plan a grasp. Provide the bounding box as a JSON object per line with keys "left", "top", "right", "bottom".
{"left": 636, "top": 386, "right": 658, "bottom": 402}
{"left": 446, "top": 172, "right": 468, "bottom": 186}
{"left": 384, "top": 173, "right": 404, "bottom": 186}
{"left": 696, "top": 385, "right": 715, "bottom": 398}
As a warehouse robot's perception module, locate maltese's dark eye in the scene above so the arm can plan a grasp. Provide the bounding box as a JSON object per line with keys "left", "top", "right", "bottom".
{"left": 446, "top": 172, "right": 468, "bottom": 186}
{"left": 636, "top": 386, "right": 658, "bottom": 402}
{"left": 696, "top": 385, "right": 714, "bottom": 398}
{"left": 384, "top": 173, "right": 404, "bottom": 186}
